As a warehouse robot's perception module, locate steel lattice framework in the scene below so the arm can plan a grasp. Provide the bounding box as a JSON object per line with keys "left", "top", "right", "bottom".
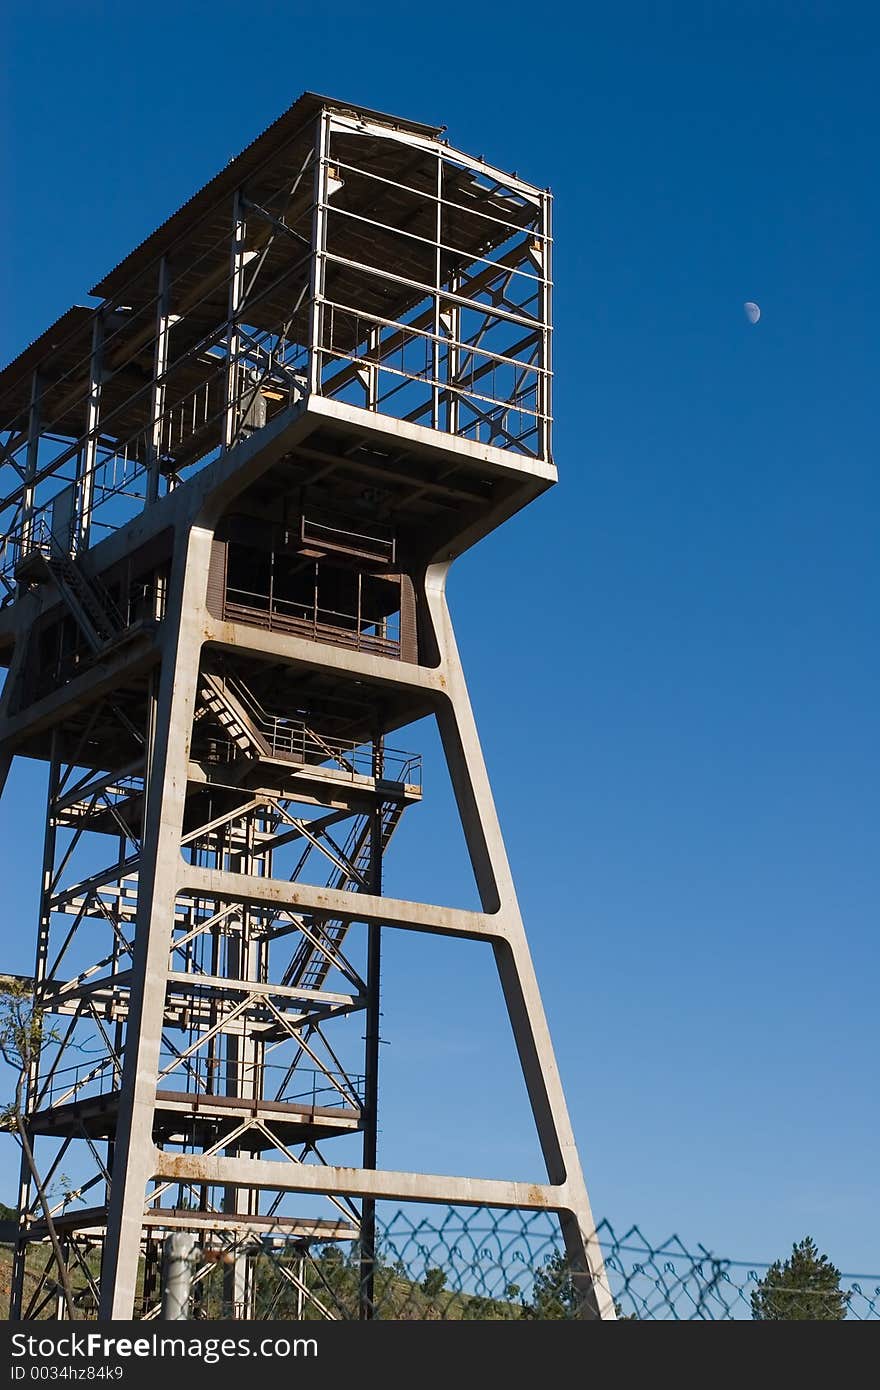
{"left": 0, "top": 93, "right": 613, "bottom": 1320}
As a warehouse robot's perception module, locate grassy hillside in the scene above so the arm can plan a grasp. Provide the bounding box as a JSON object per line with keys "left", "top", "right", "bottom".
{"left": 0, "top": 1241, "right": 533, "bottom": 1320}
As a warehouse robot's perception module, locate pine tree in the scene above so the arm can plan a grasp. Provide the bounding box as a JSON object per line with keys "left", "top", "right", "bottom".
{"left": 521, "top": 1250, "right": 637, "bottom": 1319}
{"left": 522, "top": 1250, "right": 575, "bottom": 1318}
{"left": 750, "top": 1237, "right": 849, "bottom": 1320}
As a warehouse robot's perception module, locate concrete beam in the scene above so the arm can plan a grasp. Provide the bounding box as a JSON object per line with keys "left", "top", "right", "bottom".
{"left": 178, "top": 866, "right": 500, "bottom": 943}
{"left": 152, "top": 1149, "right": 570, "bottom": 1213}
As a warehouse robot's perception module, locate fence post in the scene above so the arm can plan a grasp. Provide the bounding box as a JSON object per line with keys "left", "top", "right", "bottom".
{"left": 161, "top": 1232, "right": 197, "bottom": 1319}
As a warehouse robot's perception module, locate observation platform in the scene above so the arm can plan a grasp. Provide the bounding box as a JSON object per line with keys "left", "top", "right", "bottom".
{"left": 0, "top": 91, "right": 555, "bottom": 647}
{"left": 28, "top": 1087, "right": 362, "bottom": 1149}
{"left": 0, "top": 92, "right": 556, "bottom": 779}
{"left": 25, "top": 1207, "right": 357, "bottom": 1245}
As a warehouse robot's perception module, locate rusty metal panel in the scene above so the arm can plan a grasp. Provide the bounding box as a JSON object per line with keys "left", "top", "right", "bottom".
{"left": 399, "top": 573, "right": 417, "bottom": 664}
{"left": 206, "top": 537, "right": 227, "bottom": 618}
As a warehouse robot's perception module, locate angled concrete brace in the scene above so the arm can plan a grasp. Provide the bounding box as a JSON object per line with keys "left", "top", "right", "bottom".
{"left": 423, "top": 560, "right": 612, "bottom": 1318}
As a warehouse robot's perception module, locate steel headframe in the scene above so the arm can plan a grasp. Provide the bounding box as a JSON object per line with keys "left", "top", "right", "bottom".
{"left": 0, "top": 93, "right": 613, "bottom": 1321}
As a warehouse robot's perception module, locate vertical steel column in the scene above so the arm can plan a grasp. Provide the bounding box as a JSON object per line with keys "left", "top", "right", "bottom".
{"left": 223, "top": 817, "right": 259, "bottom": 1320}
{"left": 365, "top": 325, "right": 380, "bottom": 412}
{"left": 19, "top": 371, "right": 41, "bottom": 563}
{"left": 9, "top": 734, "right": 61, "bottom": 1319}
{"left": 147, "top": 258, "right": 172, "bottom": 505}
{"left": 307, "top": 113, "right": 331, "bottom": 398}
{"left": 224, "top": 194, "right": 247, "bottom": 451}
{"left": 445, "top": 271, "right": 461, "bottom": 438}
{"left": 358, "top": 733, "right": 384, "bottom": 1318}
{"left": 76, "top": 312, "right": 104, "bottom": 554}
{"left": 539, "top": 191, "right": 553, "bottom": 463}
{"left": 105, "top": 825, "right": 127, "bottom": 1216}
{"left": 53, "top": 1240, "right": 69, "bottom": 1321}
{"left": 431, "top": 151, "right": 443, "bottom": 431}
{"left": 142, "top": 1237, "right": 159, "bottom": 1314}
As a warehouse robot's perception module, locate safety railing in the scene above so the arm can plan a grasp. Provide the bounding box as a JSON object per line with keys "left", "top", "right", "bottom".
{"left": 221, "top": 674, "right": 420, "bottom": 786}
{"left": 154, "top": 1056, "right": 364, "bottom": 1112}
{"left": 224, "top": 584, "right": 401, "bottom": 657}
{"left": 0, "top": 319, "right": 309, "bottom": 592}
{"left": 1, "top": 116, "right": 553, "bottom": 602}
{"left": 317, "top": 299, "right": 545, "bottom": 458}
{"left": 31, "top": 1056, "right": 364, "bottom": 1115}
{"left": 31, "top": 1055, "right": 122, "bottom": 1112}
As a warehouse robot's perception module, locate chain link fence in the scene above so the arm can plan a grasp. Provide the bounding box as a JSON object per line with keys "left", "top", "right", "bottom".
{"left": 181, "top": 1208, "right": 880, "bottom": 1321}
{"left": 4, "top": 1208, "right": 878, "bottom": 1320}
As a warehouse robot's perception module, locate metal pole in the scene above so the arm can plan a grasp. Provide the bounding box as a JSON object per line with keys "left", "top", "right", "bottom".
{"left": 224, "top": 192, "right": 247, "bottom": 451}
{"left": 307, "top": 112, "right": 330, "bottom": 397}
{"left": 359, "top": 732, "right": 384, "bottom": 1318}
{"left": 147, "top": 258, "right": 172, "bottom": 505}
{"left": 540, "top": 190, "right": 553, "bottom": 463}
{"left": 431, "top": 151, "right": 443, "bottom": 430}
{"left": 161, "top": 1231, "right": 197, "bottom": 1320}
{"left": 19, "top": 370, "right": 41, "bottom": 565}
{"left": 10, "top": 732, "right": 60, "bottom": 1319}
{"left": 77, "top": 311, "right": 104, "bottom": 555}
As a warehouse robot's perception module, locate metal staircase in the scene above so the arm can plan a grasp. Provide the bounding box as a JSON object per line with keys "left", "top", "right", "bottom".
{"left": 44, "top": 550, "right": 125, "bottom": 652}
{"left": 197, "top": 669, "right": 390, "bottom": 779}
{"left": 21, "top": 521, "right": 126, "bottom": 653}
{"left": 197, "top": 670, "right": 271, "bottom": 758}
{"left": 195, "top": 665, "right": 409, "bottom": 992}
{"left": 285, "top": 800, "right": 404, "bottom": 994}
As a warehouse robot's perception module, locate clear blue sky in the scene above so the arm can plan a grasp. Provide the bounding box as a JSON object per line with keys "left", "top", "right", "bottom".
{"left": 1, "top": 2, "right": 877, "bottom": 1273}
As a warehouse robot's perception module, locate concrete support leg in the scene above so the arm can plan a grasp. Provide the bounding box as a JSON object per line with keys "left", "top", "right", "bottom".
{"left": 97, "top": 525, "right": 213, "bottom": 1319}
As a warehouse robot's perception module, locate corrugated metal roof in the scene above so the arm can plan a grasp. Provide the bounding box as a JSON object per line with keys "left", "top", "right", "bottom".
{"left": 0, "top": 94, "right": 445, "bottom": 424}
{"left": 0, "top": 306, "right": 95, "bottom": 424}
{"left": 89, "top": 92, "right": 444, "bottom": 301}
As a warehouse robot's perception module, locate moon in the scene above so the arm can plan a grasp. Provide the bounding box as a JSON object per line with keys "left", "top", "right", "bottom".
{"left": 744, "top": 301, "right": 761, "bottom": 325}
